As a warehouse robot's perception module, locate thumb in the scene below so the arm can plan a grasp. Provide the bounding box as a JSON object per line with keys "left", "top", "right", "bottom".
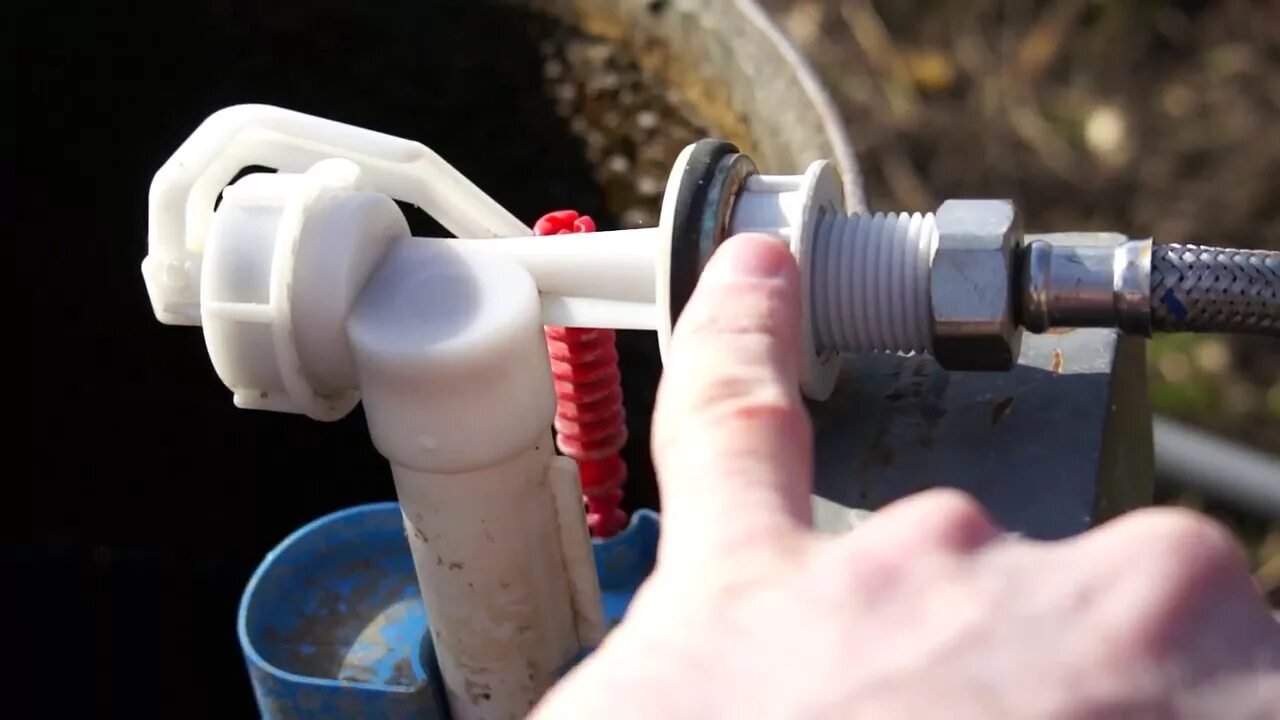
{"left": 651, "top": 233, "right": 814, "bottom": 564}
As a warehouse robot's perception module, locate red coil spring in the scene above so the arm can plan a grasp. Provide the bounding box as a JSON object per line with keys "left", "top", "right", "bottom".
{"left": 534, "top": 210, "right": 629, "bottom": 538}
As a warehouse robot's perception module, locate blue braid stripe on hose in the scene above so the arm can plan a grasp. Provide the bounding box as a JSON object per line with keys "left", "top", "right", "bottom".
{"left": 1150, "top": 244, "right": 1278, "bottom": 335}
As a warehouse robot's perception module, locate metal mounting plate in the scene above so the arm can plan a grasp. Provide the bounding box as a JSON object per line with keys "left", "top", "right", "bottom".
{"left": 810, "top": 233, "right": 1155, "bottom": 539}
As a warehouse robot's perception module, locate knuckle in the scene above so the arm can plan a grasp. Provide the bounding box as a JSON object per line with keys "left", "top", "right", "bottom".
{"left": 679, "top": 304, "right": 774, "bottom": 338}
{"left": 823, "top": 490, "right": 999, "bottom": 596}
{"left": 1117, "top": 507, "right": 1246, "bottom": 578}
{"left": 667, "top": 299, "right": 800, "bottom": 386}
{"left": 660, "top": 324, "right": 801, "bottom": 416}
{"left": 654, "top": 370, "right": 803, "bottom": 457}
{"left": 1088, "top": 508, "right": 1255, "bottom": 660}
{"left": 677, "top": 292, "right": 792, "bottom": 345}
{"left": 893, "top": 488, "right": 1000, "bottom": 554}
{"left": 695, "top": 369, "right": 798, "bottom": 420}
{"left": 838, "top": 546, "right": 909, "bottom": 601}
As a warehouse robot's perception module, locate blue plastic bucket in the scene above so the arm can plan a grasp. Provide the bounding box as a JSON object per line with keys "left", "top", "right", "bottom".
{"left": 239, "top": 503, "right": 659, "bottom": 719}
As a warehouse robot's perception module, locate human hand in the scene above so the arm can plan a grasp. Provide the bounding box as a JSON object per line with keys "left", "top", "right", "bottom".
{"left": 531, "top": 233, "right": 1280, "bottom": 719}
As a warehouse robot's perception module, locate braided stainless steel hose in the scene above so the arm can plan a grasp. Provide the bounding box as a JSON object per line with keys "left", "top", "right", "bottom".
{"left": 801, "top": 198, "right": 1279, "bottom": 376}
{"left": 629, "top": 138, "right": 1278, "bottom": 374}
{"left": 1150, "top": 244, "right": 1279, "bottom": 336}
{"left": 1020, "top": 237, "right": 1279, "bottom": 340}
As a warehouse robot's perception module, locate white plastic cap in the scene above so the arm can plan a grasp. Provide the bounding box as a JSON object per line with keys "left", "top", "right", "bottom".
{"left": 200, "top": 158, "right": 408, "bottom": 420}
{"left": 348, "top": 239, "right": 557, "bottom": 473}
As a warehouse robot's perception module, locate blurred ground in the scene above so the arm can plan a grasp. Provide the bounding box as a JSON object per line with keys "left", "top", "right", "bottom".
{"left": 758, "top": 0, "right": 1278, "bottom": 600}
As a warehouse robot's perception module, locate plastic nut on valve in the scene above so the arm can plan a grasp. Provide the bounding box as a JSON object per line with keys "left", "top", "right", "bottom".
{"left": 199, "top": 158, "right": 409, "bottom": 420}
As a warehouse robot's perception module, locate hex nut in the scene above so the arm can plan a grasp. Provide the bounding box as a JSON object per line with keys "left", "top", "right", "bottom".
{"left": 929, "top": 199, "right": 1024, "bottom": 370}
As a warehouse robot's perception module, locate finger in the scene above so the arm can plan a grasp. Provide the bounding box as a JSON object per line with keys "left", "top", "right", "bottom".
{"left": 1062, "top": 507, "right": 1253, "bottom": 580}
{"left": 814, "top": 486, "right": 1003, "bottom": 599}
{"left": 840, "top": 488, "right": 1003, "bottom": 557}
{"left": 1051, "top": 508, "right": 1277, "bottom": 656}
{"left": 652, "top": 233, "right": 813, "bottom": 560}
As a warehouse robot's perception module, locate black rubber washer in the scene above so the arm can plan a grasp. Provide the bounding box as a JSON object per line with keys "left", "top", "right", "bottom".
{"left": 667, "top": 139, "right": 740, "bottom": 329}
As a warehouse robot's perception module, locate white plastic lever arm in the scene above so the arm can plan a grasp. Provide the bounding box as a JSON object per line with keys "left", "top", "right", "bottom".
{"left": 143, "top": 103, "right": 530, "bottom": 326}
{"left": 434, "top": 228, "right": 663, "bottom": 330}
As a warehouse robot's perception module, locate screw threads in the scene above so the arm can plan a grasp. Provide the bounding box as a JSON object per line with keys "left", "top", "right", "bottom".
{"left": 535, "top": 210, "right": 630, "bottom": 538}
{"left": 811, "top": 210, "right": 937, "bottom": 355}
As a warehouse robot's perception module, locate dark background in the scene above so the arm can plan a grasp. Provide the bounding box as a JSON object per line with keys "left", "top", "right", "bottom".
{"left": 17, "top": 1, "right": 643, "bottom": 714}
{"left": 17, "top": 0, "right": 1279, "bottom": 714}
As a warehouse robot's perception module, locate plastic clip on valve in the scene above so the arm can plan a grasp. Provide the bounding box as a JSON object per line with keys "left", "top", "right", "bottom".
{"left": 143, "top": 103, "right": 530, "bottom": 328}
{"left": 533, "top": 210, "right": 630, "bottom": 539}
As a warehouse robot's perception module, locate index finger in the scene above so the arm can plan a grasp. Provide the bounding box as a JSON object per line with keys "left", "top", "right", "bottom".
{"left": 651, "top": 233, "right": 814, "bottom": 562}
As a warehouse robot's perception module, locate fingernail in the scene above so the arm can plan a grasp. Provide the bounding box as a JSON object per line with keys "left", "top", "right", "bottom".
{"left": 708, "top": 234, "right": 794, "bottom": 280}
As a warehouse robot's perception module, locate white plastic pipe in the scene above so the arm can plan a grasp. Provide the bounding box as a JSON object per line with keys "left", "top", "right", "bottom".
{"left": 433, "top": 229, "right": 661, "bottom": 330}
{"left": 436, "top": 230, "right": 659, "bottom": 304}
{"left": 195, "top": 160, "right": 610, "bottom": 715}
{"left": 348, "top": 236, "right": 603, "bottom": 719}
{"left": 392, "top": 444, "right": 586, "bottom": 720}
{"left": 538, "top": 297, "right": 658, "bottom": 331}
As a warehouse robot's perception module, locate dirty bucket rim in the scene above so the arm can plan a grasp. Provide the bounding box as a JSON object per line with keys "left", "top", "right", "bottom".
{"left": 731, "top": 0, "right": 864, "bottom": 211}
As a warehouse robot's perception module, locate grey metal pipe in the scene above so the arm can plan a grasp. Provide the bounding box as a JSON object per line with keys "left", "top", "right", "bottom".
{"left": 1153, "top": 415, "right": 1280, "bottom": 519}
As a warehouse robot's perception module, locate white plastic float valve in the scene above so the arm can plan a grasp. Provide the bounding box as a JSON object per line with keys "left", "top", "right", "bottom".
{"left": 143, "top": 103, "right": 530, "bottom": 328}
{"left": 145, "top": 105, "right": 608, "bottom": 720}
{"left": 143, "top": 106, "right": 872, "bottom": 413}
{"left": 347, "top": 218, "right": 607, "bottom": 718}
{"left": 138, "top": 105, "right": 873, "bottom": 719}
